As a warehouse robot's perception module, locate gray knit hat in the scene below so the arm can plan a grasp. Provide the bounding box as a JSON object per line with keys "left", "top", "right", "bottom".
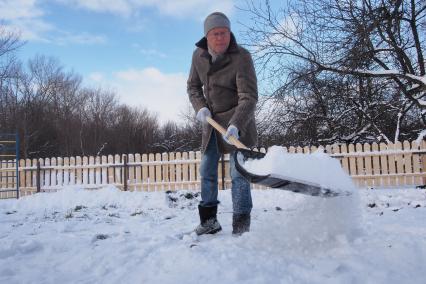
{"left": 204, "top": 12, "right": 230, "bottom": 36}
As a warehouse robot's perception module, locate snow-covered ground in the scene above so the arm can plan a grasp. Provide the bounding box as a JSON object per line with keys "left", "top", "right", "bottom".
{"left": 1, "top": 185, "right": 425, "bottom": 284}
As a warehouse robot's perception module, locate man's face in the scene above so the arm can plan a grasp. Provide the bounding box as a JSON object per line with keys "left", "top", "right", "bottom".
{"left": 206, "top": 27, "right": 231, "bottom": 54}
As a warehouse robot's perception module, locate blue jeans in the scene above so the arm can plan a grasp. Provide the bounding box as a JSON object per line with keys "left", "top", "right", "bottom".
{"left": 199, "top": 131, "right": 252, "bottom": 214}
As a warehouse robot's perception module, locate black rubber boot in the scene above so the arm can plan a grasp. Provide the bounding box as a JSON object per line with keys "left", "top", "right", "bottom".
{"left": 232, "top": 213, "right": 250, "bottom": 236}
{"left": 195, "top": 205, "right": 222, "bottom": 236}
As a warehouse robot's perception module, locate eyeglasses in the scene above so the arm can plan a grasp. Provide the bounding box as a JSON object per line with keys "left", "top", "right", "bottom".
{"left": 208, "top": 31, "right": 230, "bottom": 39}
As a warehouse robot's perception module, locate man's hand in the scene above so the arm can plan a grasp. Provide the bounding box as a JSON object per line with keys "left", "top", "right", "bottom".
{"left": 223, "top": 125, "right": 239, "bottom": 145}
{"left": 196, "top": 107, "right": 211, "bottom": 125}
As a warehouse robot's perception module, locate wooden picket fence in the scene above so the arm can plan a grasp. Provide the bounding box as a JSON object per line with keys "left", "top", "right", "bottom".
{"left": 1, "top": 140, "right": 426, "bottom": 199}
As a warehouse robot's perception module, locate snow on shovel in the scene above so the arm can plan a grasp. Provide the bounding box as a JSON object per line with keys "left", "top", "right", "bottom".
{"left": 207, "top": 117, "right": 353, "bottom": 198}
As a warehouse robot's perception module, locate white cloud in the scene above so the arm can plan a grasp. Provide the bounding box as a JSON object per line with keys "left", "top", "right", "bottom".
{"left": 0, "top": 0, "right": 53, "bottom": 41}
{"left": 0, "top": 0, "right": 235, "bottom": 43}
{"left": 0, "top": 0, "right": 107, "bottom": 44}
{"left": 55, "top": 31, "right": 107, "bottom": 45}
{"left": 87, "top": 67, "right": 190, "bottom": 124}
{"left": 131, "top": 44, "right": 167, "bottom": 58}
{"left": 57, "top": 0, "right": 235, "bottom": 18}
{"left": 0, "top": 0, "right": 42, "bottom": 20}
{"left": 55, "top": 0, "right": 132, "bottom": 16}
{"left": 88, "top": 72, "right": 105, "bottom": 82}
{"left": 152, "top": 0, "right": 234, "bottom": 18}
{"left": 4, "top": 17, "right": 54, "bottom": 42}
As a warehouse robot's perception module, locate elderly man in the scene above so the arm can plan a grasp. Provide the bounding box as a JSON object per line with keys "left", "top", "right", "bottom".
{"left": 187, "top": 12, "right": 258, "bottom": 235}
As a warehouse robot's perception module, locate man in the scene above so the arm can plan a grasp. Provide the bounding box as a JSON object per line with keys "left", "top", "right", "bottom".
{"left": 187, "top": 12, "right": 258, "bottom": 236}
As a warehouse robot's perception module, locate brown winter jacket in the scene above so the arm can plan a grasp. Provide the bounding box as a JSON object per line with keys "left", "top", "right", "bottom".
{"left": 187, "top": 33, "right": 258, "bottom": 154}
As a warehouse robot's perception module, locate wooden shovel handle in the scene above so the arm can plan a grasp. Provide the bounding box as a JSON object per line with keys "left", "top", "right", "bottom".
{"left": 206, "top": 117, "right": 250, "bottom": 150}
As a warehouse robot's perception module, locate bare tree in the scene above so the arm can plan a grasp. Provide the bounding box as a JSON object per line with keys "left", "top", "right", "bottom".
{"left": 0, "top": 25, "right": 23, "bottom": 134}
{"left": 109, "top": 105, "right": 159, "bottom": 154}
{"left": 153, "top": 119, "right": 204, "bottom": 153}
{"left": 242, "top": 0, "right": 426, "bottom": 143}
{"left": 265, "top": 71, "right": 420, "bottom": 145}
{"left": 81, "top": 88, "right": 117, "bottom": 155}
{"left": 0, "top": 25, "right": 22, "bottom": 82}
{"left": 14, "top": 56, "right": 84, "bottom": 157}
{"left": 174, "top": 101, "right": 204, "bottom": 151}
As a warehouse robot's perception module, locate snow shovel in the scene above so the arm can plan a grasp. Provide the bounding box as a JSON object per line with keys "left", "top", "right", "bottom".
{"left": 206, "top": 117, "right": 344, "bottom": 197}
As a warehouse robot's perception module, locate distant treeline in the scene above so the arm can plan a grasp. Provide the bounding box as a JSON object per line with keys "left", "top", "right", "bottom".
{"left": 0, "top": 29, "right": 201, "bottom": 158}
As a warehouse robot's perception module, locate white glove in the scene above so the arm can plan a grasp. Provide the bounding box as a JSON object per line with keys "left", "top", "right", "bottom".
{"left": 223, "top": 125, "right": 239, "bottom": 145}
{"left": 196, "top": 107, "right": 211, "bottom": 124}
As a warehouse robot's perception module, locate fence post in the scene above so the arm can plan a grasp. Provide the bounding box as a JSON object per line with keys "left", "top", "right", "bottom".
{"left": 36, "top": 160, "right": 41, "bottom": 193}
{"left": 15, "top": 132, "right": 20, "bottom": 199}
{"left": 221, "top": 154, "right": 225, "bottom": 190}
{"left": 422, "top": 152, "right": 426, "bottom": 186}
{"left": 123, "top": 155, "right": 128, "bottom": 191}
{"left": 422, "top": 140, "right": 426, "bottom": 186}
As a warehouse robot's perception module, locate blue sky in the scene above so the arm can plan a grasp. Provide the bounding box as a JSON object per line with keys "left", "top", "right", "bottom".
{"left": 1, "top": 0, "right": 276, "bottom": 124}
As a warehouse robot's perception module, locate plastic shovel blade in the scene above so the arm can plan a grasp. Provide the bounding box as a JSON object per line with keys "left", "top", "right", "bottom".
{"left": 233, "top": 149, "right": 348, "bottom": 198}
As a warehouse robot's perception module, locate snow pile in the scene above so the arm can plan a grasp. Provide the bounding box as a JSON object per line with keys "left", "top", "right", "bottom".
{"left": 242, "top": 145, "right": 356, "bottom": 193}
{"left": 261, "top": 189, "right": 362, "bottom": 246}
{"left": 241, "top": 146, "right": 361, "bottom": 241}
{"left": 4, "top": 185, "right": 149, "bottom": 214}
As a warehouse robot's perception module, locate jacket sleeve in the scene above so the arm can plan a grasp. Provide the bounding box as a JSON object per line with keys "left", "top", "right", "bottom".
{"left": 187, "top": 50, "right": 207, "bottom": 113}
{"left": 229, "top": 50, "right": 258, "bottom": 130}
